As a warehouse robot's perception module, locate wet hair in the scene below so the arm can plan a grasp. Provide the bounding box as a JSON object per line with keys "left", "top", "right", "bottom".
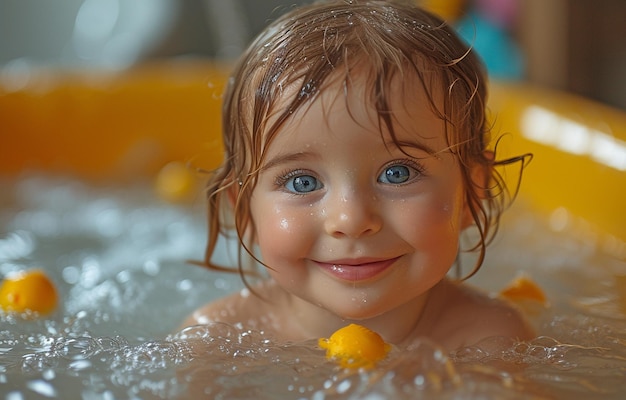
{"left": 200, "top": 0, "right": 529, "bottom": 281}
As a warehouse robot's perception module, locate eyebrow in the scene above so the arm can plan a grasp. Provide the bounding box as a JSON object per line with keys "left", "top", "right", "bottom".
{"left": 386, "top": 139, "right": 438, "bottom": 157}
{"left": 260, "top": 151, "right": 320, "bottom": 171}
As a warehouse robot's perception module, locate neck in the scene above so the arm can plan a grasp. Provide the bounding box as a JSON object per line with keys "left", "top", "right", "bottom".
{"left": 273, "top": 282, "right": 435, "bottom": 345}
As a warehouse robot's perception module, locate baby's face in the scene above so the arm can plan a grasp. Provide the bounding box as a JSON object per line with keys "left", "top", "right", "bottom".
{"left": 248, "top": 73, "right": 471, "bottom": 320}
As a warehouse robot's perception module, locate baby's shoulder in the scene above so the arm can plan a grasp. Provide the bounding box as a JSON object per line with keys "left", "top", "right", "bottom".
{"left": 180, "top": 286, "right": 260, "bottom": 329}
{"left": 180, "top": 281, "right": 283, "bottom": 331}
{"left": 428, "top": 280, "right": 535, "bottom": 349}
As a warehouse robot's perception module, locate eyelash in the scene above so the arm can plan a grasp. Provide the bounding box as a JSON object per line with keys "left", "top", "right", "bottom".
{"left": 380, "top": 159, "right": 428, "bottom": 182}
{"left": 274, "top": 169, "right": 317, "bottom": 188}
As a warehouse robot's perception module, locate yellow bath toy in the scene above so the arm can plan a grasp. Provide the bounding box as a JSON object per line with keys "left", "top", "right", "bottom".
{"left": 0, "top": 269, "right": 59, "bottom": 315}
{"left": 420, "top": 0, "right": 465, "bottom": 21}
{"left": 155, "top": 161, "right": 198, "bottom": 203}
{"left": 499, "top": 274, "right": 547, "bottom": 305}
{"left": 319, "top": 324, "right": 391, "bottom": 369}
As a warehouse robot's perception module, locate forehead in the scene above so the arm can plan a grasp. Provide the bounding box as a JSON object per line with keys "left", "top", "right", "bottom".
{"left": 266, "top": 67, "right": 448, "bottom": 152}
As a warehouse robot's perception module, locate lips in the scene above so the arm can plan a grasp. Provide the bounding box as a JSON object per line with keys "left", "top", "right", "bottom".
{"left": 314, "top": 256, "right": 400, "bottom": 282}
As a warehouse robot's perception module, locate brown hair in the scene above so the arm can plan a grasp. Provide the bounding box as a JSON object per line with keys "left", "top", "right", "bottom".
{"left": 201, "top": 0, "right": 529, "bottom": 281}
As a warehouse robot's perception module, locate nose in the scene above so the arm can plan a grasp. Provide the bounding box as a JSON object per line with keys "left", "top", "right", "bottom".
{"left": 323, "top": 193, "right": 383, "bottom": 239}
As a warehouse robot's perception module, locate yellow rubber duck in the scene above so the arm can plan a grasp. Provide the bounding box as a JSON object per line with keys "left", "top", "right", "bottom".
{"left": 0, "top": 269, "right": 58, "bottom": 315}
{"left": 155, "top": 161, "right": 198, "bottom": 203}
{"left": 499, "top": 274, "right": 547, "bottom": 305}
{"left": 319, "top": 323, "right": 391, "bottom": 369}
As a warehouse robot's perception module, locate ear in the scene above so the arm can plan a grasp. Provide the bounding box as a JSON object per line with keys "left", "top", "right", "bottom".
{"left": 460, "top": 150, "right": 494, "bottom": 229}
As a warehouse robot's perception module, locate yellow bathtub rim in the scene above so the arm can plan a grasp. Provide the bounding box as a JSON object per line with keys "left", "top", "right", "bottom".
{"left": 1, "top": 62, "right": 624, "bottom": 247}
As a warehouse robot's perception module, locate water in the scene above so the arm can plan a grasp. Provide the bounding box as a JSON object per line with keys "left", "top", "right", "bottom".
{"left": 1, "top": 175, "right": 625, "bottom": 399}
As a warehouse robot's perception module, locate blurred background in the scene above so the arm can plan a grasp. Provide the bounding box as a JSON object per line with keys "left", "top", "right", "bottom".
{"left": 1, "top": 0, "right": 625, "bottom": 110}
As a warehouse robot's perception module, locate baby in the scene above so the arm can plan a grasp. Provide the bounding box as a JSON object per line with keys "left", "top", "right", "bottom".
{"left": 183, "top": 0, "right": 534, "bottom": 351}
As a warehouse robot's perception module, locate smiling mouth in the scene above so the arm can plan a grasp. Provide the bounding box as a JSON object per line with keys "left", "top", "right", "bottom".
{"left": 314, "top": 257, "right": 401, "bottom": 282}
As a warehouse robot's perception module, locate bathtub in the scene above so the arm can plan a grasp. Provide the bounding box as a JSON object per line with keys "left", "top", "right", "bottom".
{"left": 1, "top": 62, "right": 625, "bottom": 399}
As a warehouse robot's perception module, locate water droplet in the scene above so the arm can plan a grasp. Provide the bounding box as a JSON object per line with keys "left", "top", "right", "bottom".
{"left": 142, "top": 259, "right": 160, "bottom": 276}
{"left": 42, "top": 369, "right": 55, "bottom": 381}
{"left": 26, "top": 380, "right": 57, "bottom": 397}
{"left": 336, "top": 378, "right": 352, "bottom": 394}
{"left": 177, "top": 279, "right": 192, "bottom": 291}
{"left": 63, "top": 265, "right": 81, "bottom": 284}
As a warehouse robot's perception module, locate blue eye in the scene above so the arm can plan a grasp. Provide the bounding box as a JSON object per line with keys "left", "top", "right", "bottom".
{"left": 285, "top": 174, "right": 323, "bottom": 193}
{"left": 379, "top": 165, "right": 413, "bottom": 184}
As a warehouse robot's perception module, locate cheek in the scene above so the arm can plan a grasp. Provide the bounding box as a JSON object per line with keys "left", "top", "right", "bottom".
{"left": 253, "top": 203, "right": 292, "bottom": 242}
{"left": 403, "top": 205, "right": 460, "bottom": 241}
{"left": 392, "top": 190, "right": 465, "bottom": 249}
{"left": 437, "top": 179, "right": 468, "bottom": 229}
{"left": 251, "top": 199, "right": 316, "bottom": 264}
